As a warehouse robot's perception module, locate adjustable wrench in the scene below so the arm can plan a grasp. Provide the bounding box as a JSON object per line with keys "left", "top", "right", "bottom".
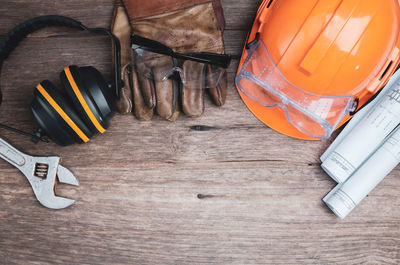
{"left": 0, "top": 137, "right": 79, "bottom": 209}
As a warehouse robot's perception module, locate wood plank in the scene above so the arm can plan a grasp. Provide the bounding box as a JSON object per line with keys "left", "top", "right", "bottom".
{"left": 1, "top": 162, "right": 399, "bottom": 264}
{"left": 222, "top": 0, "right": 262, "bottom": 30}
{"left": 0, "top": 0, "right": 114, "bottom": 33}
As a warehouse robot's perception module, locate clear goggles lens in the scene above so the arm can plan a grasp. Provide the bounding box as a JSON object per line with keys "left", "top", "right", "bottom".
{"left": 236, "top": 40, "right": 356, "bottom": 139}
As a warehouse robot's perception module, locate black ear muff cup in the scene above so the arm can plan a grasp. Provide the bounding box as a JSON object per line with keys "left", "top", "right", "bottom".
{"left": 79, "top": 66, "right": 116, "bottom": 125}
{"left": 60, "top": 65, "right": 115, "bottom": 134}
{"left": 30, "top": 80, "right": 94, "bottom": 146}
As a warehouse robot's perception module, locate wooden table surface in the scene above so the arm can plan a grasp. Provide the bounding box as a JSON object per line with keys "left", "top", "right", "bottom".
{"left": 0, "top": 1, "right": 399, "bottom": 264}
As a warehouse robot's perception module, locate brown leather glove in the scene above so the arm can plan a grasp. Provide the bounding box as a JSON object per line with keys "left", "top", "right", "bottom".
{"left": 111, "top": 0, "right": 228, "bottom": 120}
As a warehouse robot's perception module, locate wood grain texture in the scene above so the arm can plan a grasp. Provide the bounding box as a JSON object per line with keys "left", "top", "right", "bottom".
{"left": 0, "top": 0, "right": 399, "bottom": 264}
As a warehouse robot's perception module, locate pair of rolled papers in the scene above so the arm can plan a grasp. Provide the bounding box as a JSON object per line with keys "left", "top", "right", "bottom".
{"left": 321, "top": 70, "right": 400, "bottom": 219}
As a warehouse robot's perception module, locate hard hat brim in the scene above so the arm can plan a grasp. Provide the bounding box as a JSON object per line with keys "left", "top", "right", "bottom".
{"left": 237, "top": 89, "right": 318, "bottom": 140}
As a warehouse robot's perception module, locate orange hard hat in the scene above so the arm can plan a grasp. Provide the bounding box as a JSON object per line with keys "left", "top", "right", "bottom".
{"left": 236, "top": 0, "right": 400, "bottom": 140}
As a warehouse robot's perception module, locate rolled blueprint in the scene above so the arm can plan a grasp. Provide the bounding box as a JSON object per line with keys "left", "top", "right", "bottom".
{"left": 323, "top": 126, "right": 400, "bottom": 219}
{"left": 321, "top": 70, "right": 400, "bottom": 183}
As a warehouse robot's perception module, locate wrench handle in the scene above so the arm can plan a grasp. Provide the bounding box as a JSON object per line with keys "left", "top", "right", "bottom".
{"left": 0, "top": 137, "right": 27, "bottom": 167}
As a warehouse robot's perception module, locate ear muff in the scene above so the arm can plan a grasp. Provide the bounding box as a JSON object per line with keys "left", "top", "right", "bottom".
{"left": 60, "top": 65, "right": 115, "bottom": 134}
{"left": 30, "top": 80, "right": 94, "bottom": 146}
{"left": 0, "top": 16, "right": 122, "bottom": 146}
{"left": 79, "top": 66, "right": 116, "bottom": 125}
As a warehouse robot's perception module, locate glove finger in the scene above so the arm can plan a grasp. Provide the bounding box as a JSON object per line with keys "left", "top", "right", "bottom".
{"left": 206, "top": 65, "right": 227, "bottom": 106}
{"left": 111, "top": 1, "right": 131, "bottom": 67}
{"left": 152, "top": 57, "right": 179, "bottom": 121}
{"left": 115, "top": 64, "right": 133, "bottom": 114}
{"left": 181, "top": 60, "right": 205, "bottom": 118}
{"left": 111, "top": 0, "right": 133, "bottom": 114}
{"left": 129, "top": 65, "right": 154, "bottom": 120}
{"left": 134, "top": 56, "right": 157, "bottom": 109}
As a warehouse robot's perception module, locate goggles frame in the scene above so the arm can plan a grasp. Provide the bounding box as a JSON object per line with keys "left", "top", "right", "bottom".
{"left": 236, "top": 40, "right": 357, "bottom": 139}
{"left": 131, "top": 34, "right": 231, "bottom": 69}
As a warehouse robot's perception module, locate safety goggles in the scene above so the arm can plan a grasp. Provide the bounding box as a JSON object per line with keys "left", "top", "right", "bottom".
{"left": 131, "top": 34, "right": 231, "bottom": 89}
{"left": 236, "top": 40, "right": 356, "bottom": 139}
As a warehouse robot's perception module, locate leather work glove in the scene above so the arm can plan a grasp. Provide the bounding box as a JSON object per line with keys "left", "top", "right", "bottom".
{"left": 111, "top": 0, "right": 228, "bottom": 121}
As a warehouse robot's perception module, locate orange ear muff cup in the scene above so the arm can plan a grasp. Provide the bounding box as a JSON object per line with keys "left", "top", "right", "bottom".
{"left": 30, "top": 80, "right": 94, "bottom": 146}
{"left": 60, "top": 65, "right": 112, "bottom": 134}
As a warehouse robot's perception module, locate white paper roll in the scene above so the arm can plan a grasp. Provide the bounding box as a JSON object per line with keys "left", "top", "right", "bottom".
{"left": 321, "top": 70, "right": 400, "bottom": 183}
{"left": 324, "top": 126, "right": 400, "bottom": 219}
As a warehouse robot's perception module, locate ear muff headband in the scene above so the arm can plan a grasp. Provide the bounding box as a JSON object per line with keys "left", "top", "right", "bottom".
{"left": 36, "top": 84, "right": 90, "bottom": 142}
{"left": 0, "top": 16, "right": 88, "bottom": 105}
{"left": 0, "top": 15, "right": 123, "bottom": 106}
{"left": 64, "top": 66, "right": 106, "bottom": 133}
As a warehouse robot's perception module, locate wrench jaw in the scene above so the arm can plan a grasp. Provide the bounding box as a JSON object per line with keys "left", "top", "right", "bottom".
{"left": 40, "top": 165, "right": 79, "bottom": 210}
{"left": 27, "top": 157, "right": 79, "bottom": 210}
{"left": 36, "top": 193, "right": 76, "bottom": 210}
{"left": 0, "top": 137, "right": 79, "bottom": 209}
{"left": 57, "top": 165, "right": 79, "bottom": 186}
